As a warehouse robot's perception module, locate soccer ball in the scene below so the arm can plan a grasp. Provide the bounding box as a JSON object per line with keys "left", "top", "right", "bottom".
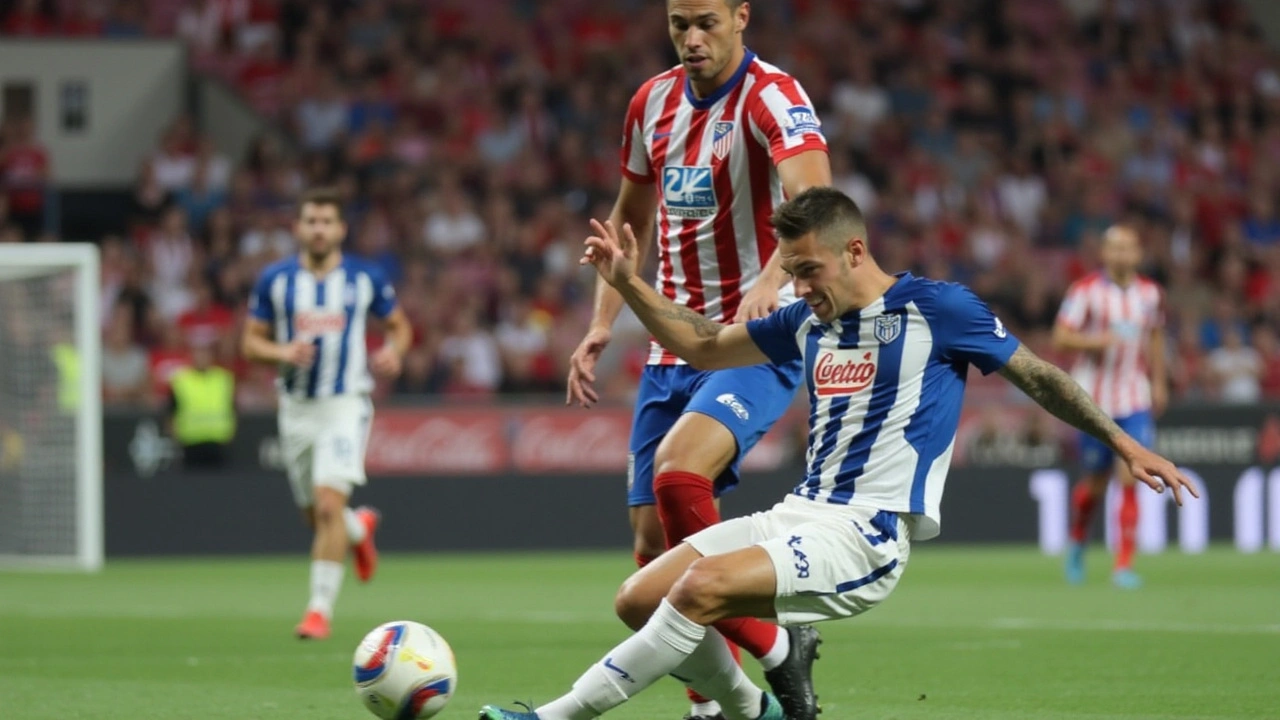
{"left": 353, "top": 620, "right": 457, "bottom": 719}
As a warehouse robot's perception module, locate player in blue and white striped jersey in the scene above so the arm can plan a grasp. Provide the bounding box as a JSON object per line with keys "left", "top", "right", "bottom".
{"left": 479, "top": 187, "right": 1198, "bottom": 720}
{"left": 242, "top": 187, "right": 412, "bottom": 641}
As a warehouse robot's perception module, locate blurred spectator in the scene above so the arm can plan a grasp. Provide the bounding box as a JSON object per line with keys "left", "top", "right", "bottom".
{"left": 1208, "top": 325, "right": 1263, "bottom": 403}
{"left": 0, "top": 115, "right": 50, "bottom": 239}
{"left": 438, "top": 303, "right": 501, "bottom": 395}
{"left": 101, "top": 306, "right": 151, "bottom": 406}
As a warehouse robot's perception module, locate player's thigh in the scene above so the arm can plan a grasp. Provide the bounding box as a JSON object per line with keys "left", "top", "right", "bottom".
{"left": 680, "top": 358, "right": 804, "bottom": 494}
{"left": 628, "top": 365, "right": 698, "bottom": 507}
{"left": 278, "top": 399, "right": 318, "bottom": 508}
{"left": 756, "top": 504, "right": 909, "bottom": 626}
{"left": 312, "top": 395, "right": 374, "bottom": 497}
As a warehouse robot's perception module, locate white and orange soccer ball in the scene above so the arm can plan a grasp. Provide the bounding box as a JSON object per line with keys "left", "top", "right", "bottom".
{"left": 353, "top": 621, "right": 458, "bottom": 719}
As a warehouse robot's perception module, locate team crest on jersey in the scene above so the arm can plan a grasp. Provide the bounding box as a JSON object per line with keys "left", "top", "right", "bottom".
{"left": 712, "top": 121, "right": 734, "bottom": 160}
{"left": 874, "top": 314, "right": 901, "bottom": 344}
{"left": 662, "top": 165, "right": 717, "bottom": 218}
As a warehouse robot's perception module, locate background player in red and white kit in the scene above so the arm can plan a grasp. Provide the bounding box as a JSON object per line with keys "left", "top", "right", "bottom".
{"left": 564, "top": 1, "right": 830, "bottom": 718}
{"left": 1053, "top": 224, "right": 1167, "bottom": 589}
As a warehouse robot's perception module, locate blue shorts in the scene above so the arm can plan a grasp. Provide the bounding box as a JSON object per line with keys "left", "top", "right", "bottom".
{"left": 627, "top": 360, "right": 803, "bottom": 507}
{"left": 1079, "top": 410, "right": 1156, "bottom": 474}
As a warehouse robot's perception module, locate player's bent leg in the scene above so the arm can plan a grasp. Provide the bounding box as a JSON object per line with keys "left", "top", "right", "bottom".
{"left": 518, "top": 544, "right": 784, "bottom": 720}
{"left": 615, "top": 543, "right": 706, "bottom": 630}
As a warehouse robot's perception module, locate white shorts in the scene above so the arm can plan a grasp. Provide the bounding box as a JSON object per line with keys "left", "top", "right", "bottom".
{"left": 278, "top": 395, "right": 374, "bottom": 507}
{"left": 685, "top": 494, "right": 911, "bottom": 625}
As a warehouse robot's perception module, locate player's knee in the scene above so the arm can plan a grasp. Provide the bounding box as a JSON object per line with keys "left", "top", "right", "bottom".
{"left": 667, "top": 559, "right": 731, "bottom": 623}
{"left": 614, "top": 574, "right": 663, "bottom": 630}
{"left": 313, "top": 495, "right": 344, "bottom": 526}
{"left": 654, "top": 432, "right": 733, "bottom": 479}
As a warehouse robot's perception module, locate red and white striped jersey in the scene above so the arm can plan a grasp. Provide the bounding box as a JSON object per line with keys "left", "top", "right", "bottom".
{"left": 1055, "top": 272, "right": 1165, "bottom": 417}
{"left": 619, "top": 50, "right": 828, "bottom": 365}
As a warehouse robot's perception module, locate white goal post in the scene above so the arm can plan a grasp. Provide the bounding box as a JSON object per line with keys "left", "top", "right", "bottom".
{"left": 0, "top": 243, "right": 102, "bottom": 571}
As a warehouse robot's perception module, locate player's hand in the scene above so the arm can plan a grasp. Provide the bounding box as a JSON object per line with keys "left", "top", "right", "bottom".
{"left": 582, "top": 219, "right": 638, "bottom": 288}
{"left": 279, "top": 339, "right": 315, "bottom": 368}
{"left": 734, "top": 282, "right": 780, "bottom": 323}
{"left": 1120, "top": 440, "right": 1199, "bottom": 506}
{"left": 370, "top": 345, "right": 403, "bottom": 379}
{"left": 566, "top": 326, "right": 611, "bottom": 408}
{"left": 1151, "top": 381, "right": 1169, "bottom": 418}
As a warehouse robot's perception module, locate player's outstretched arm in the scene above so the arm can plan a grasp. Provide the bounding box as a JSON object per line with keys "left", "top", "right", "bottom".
{"left": 583, "top": 219, "right": 769, "bottom": 371}
{"left": 997, "top": 343, "right": 1199, "bottom": 505}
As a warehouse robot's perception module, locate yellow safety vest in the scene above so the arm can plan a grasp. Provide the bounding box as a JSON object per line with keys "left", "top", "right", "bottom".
{"left": 50, "top": 343, "right": 79, "bottom": 414}
{"left": 170, "top": 367, "right": 236, "bottom": 445}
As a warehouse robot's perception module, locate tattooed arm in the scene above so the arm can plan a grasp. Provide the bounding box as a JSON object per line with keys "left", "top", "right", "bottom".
{"left": 998, "top": 343, "right": 1198, "bottom": 505}
{"left": 614, "top": 274, "right": 771, "bottom": 370}
{"left": 998, "top": 344, "right": 1126, "bottom": 447}
{"left": 582, "top": 218, "right": 777, "bottom": 370}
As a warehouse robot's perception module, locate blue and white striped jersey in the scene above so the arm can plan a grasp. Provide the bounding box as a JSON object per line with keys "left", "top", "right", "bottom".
{"left": 249, "top": 256, "right": 397, "bottom": 399}
{"left": 746, "top": 272, "right": 1019, "bottom": 540}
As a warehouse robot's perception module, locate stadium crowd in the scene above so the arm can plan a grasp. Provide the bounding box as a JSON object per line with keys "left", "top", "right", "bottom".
{"left": 4, "top": 0, "right": 1280, "bottom": 409}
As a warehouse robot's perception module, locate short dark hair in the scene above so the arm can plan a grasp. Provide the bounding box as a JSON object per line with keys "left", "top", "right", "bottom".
{"left": 297, "top": 187, "right": 344, "bottom": 220}
{"left": 770, "top": 187, "right": 866, "bottom": 248}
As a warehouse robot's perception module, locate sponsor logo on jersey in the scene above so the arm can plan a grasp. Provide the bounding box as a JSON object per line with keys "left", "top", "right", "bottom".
{"left": 295, "top": 310, "right": 347, "bottom": 336}
{"left": 814, "top": 351, "right": 877, "bottom": 396}
{"left": 662, "top": 165, "right": 717, "bottom": 218}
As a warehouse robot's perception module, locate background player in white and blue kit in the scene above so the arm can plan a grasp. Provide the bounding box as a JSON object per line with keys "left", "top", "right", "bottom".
{"left": 480, "top": 187, "right": 1196, "bottom": 720}
{"left": 242, "top": 187, "right": 412, "bottom": 641}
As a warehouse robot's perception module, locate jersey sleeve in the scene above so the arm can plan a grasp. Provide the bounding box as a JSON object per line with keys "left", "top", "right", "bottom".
{"left": 745, "top": 301, "right": 809, "bottom": 365}
{"left": 248, "top": 270, "right": 274, "bottom": 323}
{"left": 619, "top": 83, "right": 654, "bottom": 184}
{"left": 1055, "top": 281, "right": 1089, "bottom": 330}
{"left": 934, "top": 284, "right": 1020, "bottom": 375}
{"left": 368, "top": 267, "right": 397, "bottom": 319}
{"left": 748, "top": 75, "right": 829, "bottom": 165}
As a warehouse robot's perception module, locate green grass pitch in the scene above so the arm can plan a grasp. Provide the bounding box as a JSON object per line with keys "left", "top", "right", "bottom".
{"left": 1, "top": 547, "right": 1277, "bottom": 719}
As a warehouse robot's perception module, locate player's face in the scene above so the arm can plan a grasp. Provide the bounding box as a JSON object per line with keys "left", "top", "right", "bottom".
{"left": 668, "top": 0, "right": 746, "bottom": 85}
{"left": 295, "top": 202, "right": 346, "bottom": 260}
{"left": 782, "top": 233, "right": 854, "bottom": 323}
{"left": 1100, "top": 226, "right": 1141, "bottom": 279}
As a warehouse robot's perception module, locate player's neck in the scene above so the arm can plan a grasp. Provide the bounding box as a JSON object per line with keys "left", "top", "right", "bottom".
{"left": 689, "top": 45, "right": 747, "bottom": 100}
{"left": 1107, "top": 269, "right": 1134, "bottom": 287}
{"left": 301, "top": 251, "right": 342, "bottom": 276}
{"left": 845, "top": 264, "right": 899, "bottom": 313}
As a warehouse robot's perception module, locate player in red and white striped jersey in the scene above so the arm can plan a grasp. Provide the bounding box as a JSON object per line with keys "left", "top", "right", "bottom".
{"left": 1053, "top": 224, "right": 1168, "bottom": 589}
{"left": 564, "top": 2, "right": 830, "bottom": 719}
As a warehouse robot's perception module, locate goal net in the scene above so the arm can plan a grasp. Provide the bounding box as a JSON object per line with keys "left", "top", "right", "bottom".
{"left": 0, "top": 244, "right": 102, "bottom": 571}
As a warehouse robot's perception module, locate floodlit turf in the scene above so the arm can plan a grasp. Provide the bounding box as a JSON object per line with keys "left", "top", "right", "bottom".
{"left": 1, "top": 547, "right": 1277, "bottom": 719}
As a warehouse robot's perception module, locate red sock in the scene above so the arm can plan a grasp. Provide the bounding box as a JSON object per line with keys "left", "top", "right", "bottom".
{"left": 1115, "top": 484, "right": 1138, "bottom": 570}
{"left": 1069, "top": 481, "right": 1099, "bottom": 543}
{"left": 653, "top": 471, "right": 721, "bottom": 545}
{"left": 654, "top": 471, "right": 782, "bottom": 661}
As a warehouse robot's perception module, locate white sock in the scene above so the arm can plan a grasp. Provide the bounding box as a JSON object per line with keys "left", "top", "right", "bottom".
{"left": 307, "top": 560, "right": 344, "bottom": 618}
{"left": 758, "top": 627, "right": 790, "bottom": 671}
{"left": 690, "top": 700, "right": 723, "bottom": 717}
{"left": 343, "top": 507, "right": 367, "bottom": 545}
{"left": 536, "top": 599, "right": 706, "bottom": 720}
{"left": 672, "top": 628, "right": 764, "bottom": 720}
